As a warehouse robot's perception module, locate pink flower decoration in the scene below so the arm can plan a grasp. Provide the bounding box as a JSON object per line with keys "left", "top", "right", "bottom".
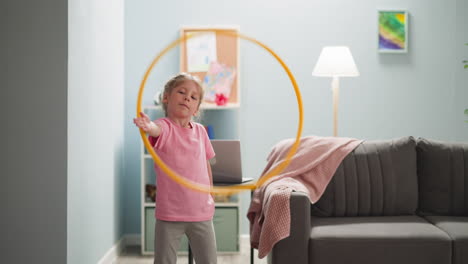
{"left": 215, "top": 93, "right": 228, "bottom": 106}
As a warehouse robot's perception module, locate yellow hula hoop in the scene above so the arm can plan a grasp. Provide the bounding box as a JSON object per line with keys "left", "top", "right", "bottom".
{"left": 137, "top": 30, "right": 303, "bottom": 195}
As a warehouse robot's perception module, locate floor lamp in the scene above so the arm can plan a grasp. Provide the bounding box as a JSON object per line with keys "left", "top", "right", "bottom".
{"left": 312, "top": 46, "right": 359, "bottom": 136}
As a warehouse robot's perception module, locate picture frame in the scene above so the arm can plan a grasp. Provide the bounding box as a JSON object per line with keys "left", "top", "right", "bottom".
{"left": 378, "top": 10, "right": 409, "bottom": 53}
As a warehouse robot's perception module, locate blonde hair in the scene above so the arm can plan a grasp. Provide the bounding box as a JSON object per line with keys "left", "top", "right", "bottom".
{"left": 162, "top": 73, "right": 204, "bottom": 117}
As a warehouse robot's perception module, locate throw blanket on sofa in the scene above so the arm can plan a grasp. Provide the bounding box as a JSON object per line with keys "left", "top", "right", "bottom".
{"left": 247, "top": 136, "right": 363, "bottom": 258}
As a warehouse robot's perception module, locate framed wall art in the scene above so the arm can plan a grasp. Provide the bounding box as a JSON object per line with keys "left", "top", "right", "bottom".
{"left": 378, "top": 10, "right": 408, "bottom": 53}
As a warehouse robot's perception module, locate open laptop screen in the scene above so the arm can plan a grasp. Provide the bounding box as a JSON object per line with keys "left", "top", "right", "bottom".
{"left": 209, "top": 140, "right": 252, "bottom": 184}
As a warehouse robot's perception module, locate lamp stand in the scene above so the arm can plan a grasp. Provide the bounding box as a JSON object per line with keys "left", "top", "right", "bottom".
{"left": 331, "top": 76, "right": 339, "bottom": 137}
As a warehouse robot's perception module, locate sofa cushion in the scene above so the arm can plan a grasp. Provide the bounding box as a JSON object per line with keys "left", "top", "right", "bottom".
{"left": 311, "top": 136, "right": 418, "bottom": 216}
{"left": 424, "top": 216, "right": 468, "bottom": 264}
{"left": 309, "top": 215, "right": 451, "bottom": 264}
{"left": 416, "top": 138, "right": 468, "bottom": 216}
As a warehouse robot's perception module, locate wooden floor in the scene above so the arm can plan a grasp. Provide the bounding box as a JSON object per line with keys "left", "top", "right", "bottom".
{"left": 116, "top": 237, "right": 268, "bottom": 264}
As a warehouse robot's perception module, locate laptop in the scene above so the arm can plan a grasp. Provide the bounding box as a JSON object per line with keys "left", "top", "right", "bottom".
{"left": 209, "top": 140, "right": 253, "bottom": 185}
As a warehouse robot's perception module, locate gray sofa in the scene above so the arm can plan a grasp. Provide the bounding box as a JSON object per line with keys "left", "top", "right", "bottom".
{"left": 268, "top": 136, "right": 468, "bottom": 264}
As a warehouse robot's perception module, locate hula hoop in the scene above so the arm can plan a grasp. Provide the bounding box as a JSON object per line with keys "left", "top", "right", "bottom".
{"left": 137, "top": 30, "right": 303, "bottom": 195}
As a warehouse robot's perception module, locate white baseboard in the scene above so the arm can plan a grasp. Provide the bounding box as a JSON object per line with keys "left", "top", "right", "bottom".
{"left": 97, "top": 234, "right": 141, "bottom": 264}
{"left": 97, "top": 237, "right": 124, "bottom": 264}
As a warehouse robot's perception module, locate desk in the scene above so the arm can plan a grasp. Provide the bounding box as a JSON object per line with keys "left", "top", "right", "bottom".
{"left": 187, "top": 180, "right": 253, "bottom": 264}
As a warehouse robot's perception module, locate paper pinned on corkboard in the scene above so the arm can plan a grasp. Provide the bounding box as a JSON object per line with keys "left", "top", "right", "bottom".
{"left": 202, "top": 61, "right": 237, "bottom": 103}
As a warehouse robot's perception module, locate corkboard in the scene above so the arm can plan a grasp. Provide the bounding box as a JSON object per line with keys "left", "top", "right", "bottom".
{"left": 180, "top": 27, "right": 239, "bottom": 105}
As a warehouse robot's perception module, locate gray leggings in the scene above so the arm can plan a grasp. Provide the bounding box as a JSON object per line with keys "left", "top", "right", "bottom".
{"left": 154, "top": 219, "right": 217, "bottom": 264}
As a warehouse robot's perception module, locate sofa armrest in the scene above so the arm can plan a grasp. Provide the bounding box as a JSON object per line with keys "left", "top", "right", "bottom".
{"left": 268, "top": 191, "right": 310, "bottom": 264}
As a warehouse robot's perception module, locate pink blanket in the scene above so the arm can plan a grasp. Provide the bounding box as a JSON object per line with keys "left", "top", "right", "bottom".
{"left": 247, "top": 136, "right": 363, "bottom": 258}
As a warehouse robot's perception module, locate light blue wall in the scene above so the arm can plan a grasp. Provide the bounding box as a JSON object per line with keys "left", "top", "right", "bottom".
{"left": 68, "top": 0, "right": 125, "bottom": 263}
{"left": 124, "top": 0, "right": 468, "bottom": 235}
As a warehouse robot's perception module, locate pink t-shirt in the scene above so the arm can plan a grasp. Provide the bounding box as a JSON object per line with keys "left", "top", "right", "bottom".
{"left": 149, "top": 117, "right": 215, "bottom": 221}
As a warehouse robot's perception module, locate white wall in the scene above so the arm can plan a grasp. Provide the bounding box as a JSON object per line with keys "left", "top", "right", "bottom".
{"left": 124, "top": 0, "right": 468, "bottom": 235}
{"left": 68, "top": 0, "right": 125, "bottom": 263}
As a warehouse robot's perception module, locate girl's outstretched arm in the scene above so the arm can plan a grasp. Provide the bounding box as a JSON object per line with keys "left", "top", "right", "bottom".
{"left": 133, "top": 112, "right": 161, "bottom": 138}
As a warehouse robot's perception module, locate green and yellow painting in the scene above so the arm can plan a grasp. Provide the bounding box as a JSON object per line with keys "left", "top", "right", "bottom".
{"left": 379, "top": 11, "right": 407, "bottom": 52}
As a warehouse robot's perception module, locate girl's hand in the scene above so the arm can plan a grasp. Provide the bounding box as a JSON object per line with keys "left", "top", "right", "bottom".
{"left": 133, "top": 112, "right": 160, "bottom": 136}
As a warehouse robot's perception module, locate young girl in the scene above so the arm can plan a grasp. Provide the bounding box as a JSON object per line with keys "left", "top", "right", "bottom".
{"left": 133, "top": 73, "right": 217, "bottom": 264}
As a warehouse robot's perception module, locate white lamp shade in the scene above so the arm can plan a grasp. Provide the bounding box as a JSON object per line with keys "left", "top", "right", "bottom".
{"left": 312, "top": 46, "right": 359, "bottom": 77}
